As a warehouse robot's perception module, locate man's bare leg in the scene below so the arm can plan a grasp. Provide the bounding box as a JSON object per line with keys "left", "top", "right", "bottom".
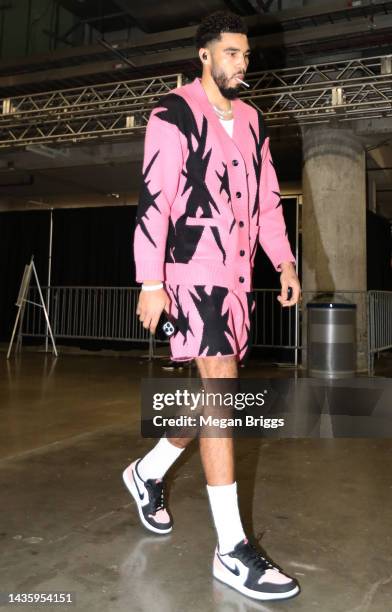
{"left": 134, "top": 354, "right": 237, "bottom": 484}
{"left": 195, "top": 355, "right": 237, "bottom": 485}
{"left": 166, "top": 356, "right": 237, "bottom": 455}
{"left": 165, "top": 436, "right": 194, "bottom": 449}
{"left": 194, "top": 355, "right": 247, "bottom": 554}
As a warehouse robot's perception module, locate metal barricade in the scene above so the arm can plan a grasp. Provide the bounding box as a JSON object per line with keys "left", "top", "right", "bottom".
{"left": 367, "top": 291, "right": 392, "bottom": 375}
{"left": 251, "top": 288, "right": 300, "bottom": 364}
{"left": 22, "top": 286, "right": 149, "bottom": 343}
{"left": 20, "top": 286, "right": 391, "bottom": 374}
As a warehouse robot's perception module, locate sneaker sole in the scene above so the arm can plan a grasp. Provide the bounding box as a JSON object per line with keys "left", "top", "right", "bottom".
{"left": 213, "top": 564, "right": 300, "bottom": 601}
{"left": 122, "top": 465, "right": 173, "bottom": 535}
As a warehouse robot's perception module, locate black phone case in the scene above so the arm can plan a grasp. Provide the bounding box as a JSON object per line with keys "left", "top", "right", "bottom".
{"left": 154, "top": 311, "right": 179, "bottom": 341}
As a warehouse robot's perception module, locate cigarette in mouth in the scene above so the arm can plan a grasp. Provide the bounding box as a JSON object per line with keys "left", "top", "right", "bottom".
{"left": 235, "top": 77, "right": 250, "bottom": 88}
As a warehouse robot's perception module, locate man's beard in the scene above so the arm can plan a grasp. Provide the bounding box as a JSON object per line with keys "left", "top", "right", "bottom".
{"left": 211, "top": 66, "right": 240, "bottom": 100}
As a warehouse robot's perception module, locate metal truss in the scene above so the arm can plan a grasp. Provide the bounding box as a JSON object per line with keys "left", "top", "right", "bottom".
{"left": 1, "top": 55, "right": 392, "bottom": 149}
{"left": 0, "top": 73, "right": 183, "bottom": 149}
{"left": 243, "top": 54, "right": 392, "bottom": 128}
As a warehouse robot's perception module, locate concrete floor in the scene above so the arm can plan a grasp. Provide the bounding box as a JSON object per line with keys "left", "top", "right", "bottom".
{"left": 1, "top": 351, "right": 392, "bottom": 612}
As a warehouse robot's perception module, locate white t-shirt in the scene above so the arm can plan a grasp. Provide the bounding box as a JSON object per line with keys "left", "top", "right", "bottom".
{"left": 219, "top": 118, "right": 234, "bottom": 138}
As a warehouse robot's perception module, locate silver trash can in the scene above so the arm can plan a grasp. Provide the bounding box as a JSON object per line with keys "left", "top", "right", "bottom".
{"left": 307, "top": 295, "right": 356, "bottom": 378}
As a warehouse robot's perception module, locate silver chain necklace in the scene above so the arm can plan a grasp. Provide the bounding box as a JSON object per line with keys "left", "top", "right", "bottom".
{"left": 212, "top": 103, "right": 233, "bottom": 119}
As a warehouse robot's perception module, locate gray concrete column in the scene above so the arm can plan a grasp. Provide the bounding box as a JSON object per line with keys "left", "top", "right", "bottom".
{"left": 301, "top": 126, "right": 368, "bottom": 372}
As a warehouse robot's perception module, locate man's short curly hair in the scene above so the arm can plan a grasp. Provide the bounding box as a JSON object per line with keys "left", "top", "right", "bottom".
{"left": 195, "top": 11, "right": 248, "bottom": 50}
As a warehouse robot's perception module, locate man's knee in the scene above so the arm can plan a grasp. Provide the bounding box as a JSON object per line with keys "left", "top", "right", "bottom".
{"left": 195, "top": 355, "right": 238, "bottom": 378}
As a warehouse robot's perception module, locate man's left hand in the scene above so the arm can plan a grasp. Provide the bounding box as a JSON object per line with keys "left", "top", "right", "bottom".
{"left": 277, "top": 262, "right": 301, "bottom": 307}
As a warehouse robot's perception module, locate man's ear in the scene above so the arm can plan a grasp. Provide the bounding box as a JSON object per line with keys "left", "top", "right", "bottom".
{"left": 200, "top": 48, "right": 208, "bottom": 63}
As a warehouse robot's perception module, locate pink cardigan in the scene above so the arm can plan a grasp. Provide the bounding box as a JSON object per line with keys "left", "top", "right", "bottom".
{"left": 133, "top": 77, "right": 295, "bottom": 291}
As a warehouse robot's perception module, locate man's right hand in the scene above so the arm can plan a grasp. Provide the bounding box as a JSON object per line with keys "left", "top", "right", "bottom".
{"left": 136, "top": 282, "right": 170, "bottom": 335}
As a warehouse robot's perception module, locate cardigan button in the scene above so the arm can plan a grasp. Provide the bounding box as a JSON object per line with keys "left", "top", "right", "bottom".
{"left": 239, "top": 220, "right": 244, "bottom": 228}
{"left": 236, "top": 191, "right": 241, "bottom": 198}
{"left": 240, "top": 250, "right": 245, "bottom": 256}
{"left": 232, "top": 159, "right": 239, "bottom": 166}
{"left": 239, "top": 276, "right": 245, "bottom": 283}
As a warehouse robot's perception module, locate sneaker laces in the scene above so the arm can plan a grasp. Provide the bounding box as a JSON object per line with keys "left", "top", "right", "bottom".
{"left": 236, "top": 541, "right": 277, "bottom": 573}
{"left": 146, "top": 478, "right": 166, "bottom": 513}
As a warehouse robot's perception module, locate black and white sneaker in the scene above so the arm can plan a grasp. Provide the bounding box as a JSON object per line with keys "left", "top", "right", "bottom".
{"left": 213, "top": 538, "right": 300, "bottom": 601}
{"left": 122, "top": 459, "right": 173, "bottom": 535}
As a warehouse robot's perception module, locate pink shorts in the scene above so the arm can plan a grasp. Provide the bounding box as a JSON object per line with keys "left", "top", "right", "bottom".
{"left": 166, "top": 284, "right": 255, "bottom": 362}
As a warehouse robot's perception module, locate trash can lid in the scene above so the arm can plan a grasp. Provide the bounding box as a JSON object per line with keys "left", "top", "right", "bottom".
{"left": 306, "top": 293, "right": 356, "bottom": 309}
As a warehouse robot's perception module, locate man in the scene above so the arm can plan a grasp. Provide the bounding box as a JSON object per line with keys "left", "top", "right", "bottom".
{"left": 124, "top": 10, "right": 302, "bottom": 602}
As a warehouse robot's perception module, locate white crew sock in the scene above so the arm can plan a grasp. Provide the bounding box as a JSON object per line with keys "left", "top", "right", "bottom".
{"left": 137, "top": 436, "right": 185, "bottom": 481}
{"left": 206, "top": 481, "right": 246, "bottom": 554}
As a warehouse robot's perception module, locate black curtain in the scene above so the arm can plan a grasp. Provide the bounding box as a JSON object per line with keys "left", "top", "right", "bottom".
{"left": 0, "top": 210, "right": 50, "bottom": 341}
{"left": 252, "top": 197, "right": 298, "bottom": 288}
{"left": 52, "top": 206, "right": 137, "bottom": 286}
{"left": 0, "top": 206, "right": 138, "bottom": 344}
{"left": 367, "top": 210, "right": 392, "bottom": 291}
